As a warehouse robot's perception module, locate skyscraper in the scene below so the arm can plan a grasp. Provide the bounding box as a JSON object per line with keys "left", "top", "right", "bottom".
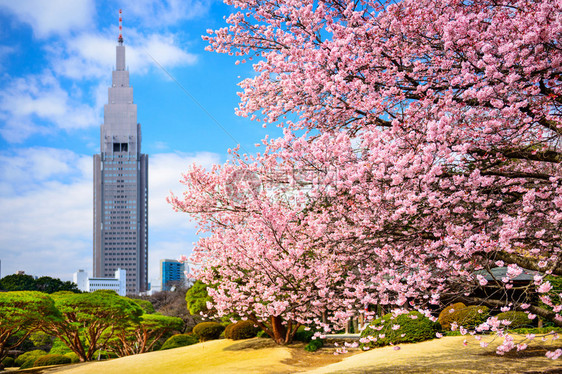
{"left": 93, "top": 11, "right": 148, "bottom": 295}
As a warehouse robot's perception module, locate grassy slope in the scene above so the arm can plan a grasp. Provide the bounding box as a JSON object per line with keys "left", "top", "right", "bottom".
{"left": 40, "top": 336, "right": 562, "bottom": 374}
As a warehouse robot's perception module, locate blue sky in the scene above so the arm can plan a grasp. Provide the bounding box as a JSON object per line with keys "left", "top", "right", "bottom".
{"left": 0, "top": 0, "right": 279, "bottom": 285}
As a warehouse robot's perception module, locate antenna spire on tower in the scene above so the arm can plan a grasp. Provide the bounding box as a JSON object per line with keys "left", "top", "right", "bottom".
{"left": 118, "top": 9, "right": 123, "bottom": 45}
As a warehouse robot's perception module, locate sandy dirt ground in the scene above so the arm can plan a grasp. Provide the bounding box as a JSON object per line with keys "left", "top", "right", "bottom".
{"left": 9, "top": 335, "right": 562, "bottom": 374}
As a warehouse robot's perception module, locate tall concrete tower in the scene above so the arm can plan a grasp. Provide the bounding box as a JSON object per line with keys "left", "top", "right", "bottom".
{"left": 93, "top": 10, "right": 148, "bottom": 294}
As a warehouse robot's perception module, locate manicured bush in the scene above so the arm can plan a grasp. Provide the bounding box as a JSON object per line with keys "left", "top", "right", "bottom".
{"left": 496, "top": 311, "right": 531, "bottom": 329}
{"left": 360, "top": 311, "right": 439, "bottom": 348}
{"left": 160, "top": 333, "right": 199, "bottom": 350}
{"left": 33, "top": 354, "right": 72, "bottom": 367}
{"left": 448, "top": 305, "right": 489, "bottom": 329}
{"left": 294, "top": 326, "right": 315, "bottom": 343}
{"left": 64, "top": 352, "right": 80, "bottom": 363}
{"left": 1, "top": 356, "right": 15, "bottom": 367}
{"left": 49, "top": 338, "right": 72, "bottom": 355}
{"left": 193, "top": 322, "right": 225, "bottom": 342}
{"left": 226, "top": 320, "right": 260, "bottom": 340}
{"left": 304, "top": 339, "right": 324, "bottom": 352}
{"left": 438, "top": 302, "right": 466, "bottom": 330}
{"left": 15, "top": 349, "right": 47, "bottom": 367}
{"left": 223, "top": 323, "right": 234, "bottom": 339}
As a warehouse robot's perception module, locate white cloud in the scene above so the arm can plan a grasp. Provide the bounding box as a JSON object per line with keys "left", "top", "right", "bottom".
{"left": 0, "top": 71, "right": 99, "bottom": 142}
{"left": 149, "top": 151, "right": 221, "bottom": 230}
{"left": 0, "top": 0, "right": 95, "bottom": 38}
{"left": 117, "top": 0, "right": 213, "bottom": 27}
{"left": 0, "top": 148, "right": 220, "bottom": 282}
{"left": 49, "top": 31, "right": 198, "bottom": 80}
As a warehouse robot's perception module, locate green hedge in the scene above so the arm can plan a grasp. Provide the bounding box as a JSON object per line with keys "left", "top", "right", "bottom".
{"left": 33, "top": 354, "right": 72, "bottom": 367}
{"left": 438, "top": 302, "right": 466, "bottom": 330}
{"left": 160, "top": 333, "right": 199, "bottom": 350}
{"left": 304, "top": 339, "right": 324, "bottom": 352}
{"left": 294, "top": 326, "right": 315, "bottom": 343}
{"left": 360, "top": 311, "right": 439, "bottom": 348}
{"left": 15, "top": 350, "right": 47, "bottom": 367}
{"left": 1, "top": 356, "right": 15, "bottom": 367}
{"left": 448, "top": 305, "right": 489, "bottom": 329}
{"left": 193, "top": 322, "right": 225, "bottom": 342}
{"left": 496, "top": 311, "right": 530, "bottom": 329}
{"left": 64, "top": 352, "right": 80, "bottom": 363}
{"left": 225, "top": 320, "right": 260, "bottom": 340}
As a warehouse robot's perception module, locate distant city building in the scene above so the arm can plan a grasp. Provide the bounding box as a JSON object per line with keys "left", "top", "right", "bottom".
{"left": 73, "top": 268, "right": 126, "bottom": 296}
{"left": 93, "top": 12, "right": 148, "bottom": 295}
{"left": 160, "top": 259, "right": 188, "bottom": 291}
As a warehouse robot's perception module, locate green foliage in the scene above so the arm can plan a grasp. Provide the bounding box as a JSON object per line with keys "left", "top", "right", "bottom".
{"left": 304, "top": 339, "right": 324, "bottom": 352}
{"left": 185, "top": 281, "right": 213, "bottom": 315}
{"left": 20, "top": 357, "right": 38, "bottom": 369}
{"left": 1, "top": 356, "right": 15, "bottom": 367}
{"left": 0, "top": 291, "right": 60, "bottom": 361}
{"left": 293, "top": 326, "right": 315, "bottom": 343}
{"left": 43, "top": 291, "right": 143, "bottom": 362}
{"left": 35, "top": 276, "right": 80, "bottom": 294}
{"left": 33, "top": 354, "right": 72, "bottom": 367}
{"left": 30, "top": 332, "right": 54, "bottom": 348}
{"left": 0, "top": 274, "right": 36, "bottom": 291}
{"left": 159, "top": 333, "right": 199, "bottom": 350}
{"left": 15, "top": 349, "right": 47, "bottom": 367}
{"left": 193, "top": 322, "right": 225, "bottom": 342}
{"left": 0, "top": 274, "right": 79, "bottom": 293}
{"left": 49, "top": 338, "right": 72, "bottom": 355}
{"left": 257, "top": 330, "right": 268, "bottom": 338}
{"left": 64, "top": 352, "right": 80, "bottom": 363}
{"left": 225, "top": 320, "right": 260, "bottom": 340}
{"left": 131, "top": 299, "right": 156, "bottom": 314}
{"left": 511, "top": 327, "right": 562, "bottom": 334}
{"left": 360, "top": 311, "right": 439, "bottom": 348}
{"left": 496, "top": 311, "right": 530, "bottom": 329}
{"left": 448, "top": 305, "right": 489, "bottom": 329}
{"left": 92, "top": 350, "right": 117, "bottom": 360}
{"left": 438, "top": 302, "right": 466, "bottom": 330}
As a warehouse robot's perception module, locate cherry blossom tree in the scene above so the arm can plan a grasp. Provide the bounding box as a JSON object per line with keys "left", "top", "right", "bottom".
{"left": 172, "top": 0, "right": 562, "bottom": 352}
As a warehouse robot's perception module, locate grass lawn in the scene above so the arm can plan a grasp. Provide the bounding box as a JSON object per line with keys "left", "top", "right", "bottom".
{"left": 11, "top": 334, "right": 562, "bottom": 374}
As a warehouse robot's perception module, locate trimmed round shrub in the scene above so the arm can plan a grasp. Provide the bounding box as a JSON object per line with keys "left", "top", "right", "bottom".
{"left": 360, "top": 311, "right": 439, "bottom": 348}
{"left": 193, "top": 322, "right": 225, "bottom": 342}
{"left": 294, "top": 326, "right": 315, "bottom": 343}
{"left": 15, "top": 349, "right": 47, "bottom": 367}
{"left": 438, "top": 302, "right": 467, "bottom": 330}
{"left": 160, "top": 333, "right": 199, "bottom": 350}
{"left": 304, "top": 339, "right": 324, "bottom": 352}
{"left": 2, "top": 356, "right": 15, "bottom": 367}
{"left": 226, "top": 320, "right": 260, "bottom": 340}
{"left": 223, "top": 323, "right": 234, "bottom": 339}
{"left": 496, "top": 311, "right": 530, "bottom": 328}
{"left": 448, "top": 305, "right": 489, "bottom": 329}
{"left": 33, "top": 354, "right": 72, "bottom": 367}
{"left": 64, "top": 352, "right": 80, "bottom": 363}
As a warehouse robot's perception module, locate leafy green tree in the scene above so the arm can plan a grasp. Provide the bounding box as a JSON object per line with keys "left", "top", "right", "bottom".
{"left": 0, "top": 291, "right": 60, "bottom": 362}
{"left": 41, "top": 290, "right": 143, "bottom": 362}
{"left": 129, "top": 298, "right": 155, "bottom": 314}
{"left": 35, "top": 276, "right": 80, "bottom": 294}
{"left": 185, "top": 281, "right": 212, "bottom": 316}
{"left": 109, "top": 314, "right": 184, "bottom": 356}
{"left": 0, "top": 274, "right": 37, "bottom": 291}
